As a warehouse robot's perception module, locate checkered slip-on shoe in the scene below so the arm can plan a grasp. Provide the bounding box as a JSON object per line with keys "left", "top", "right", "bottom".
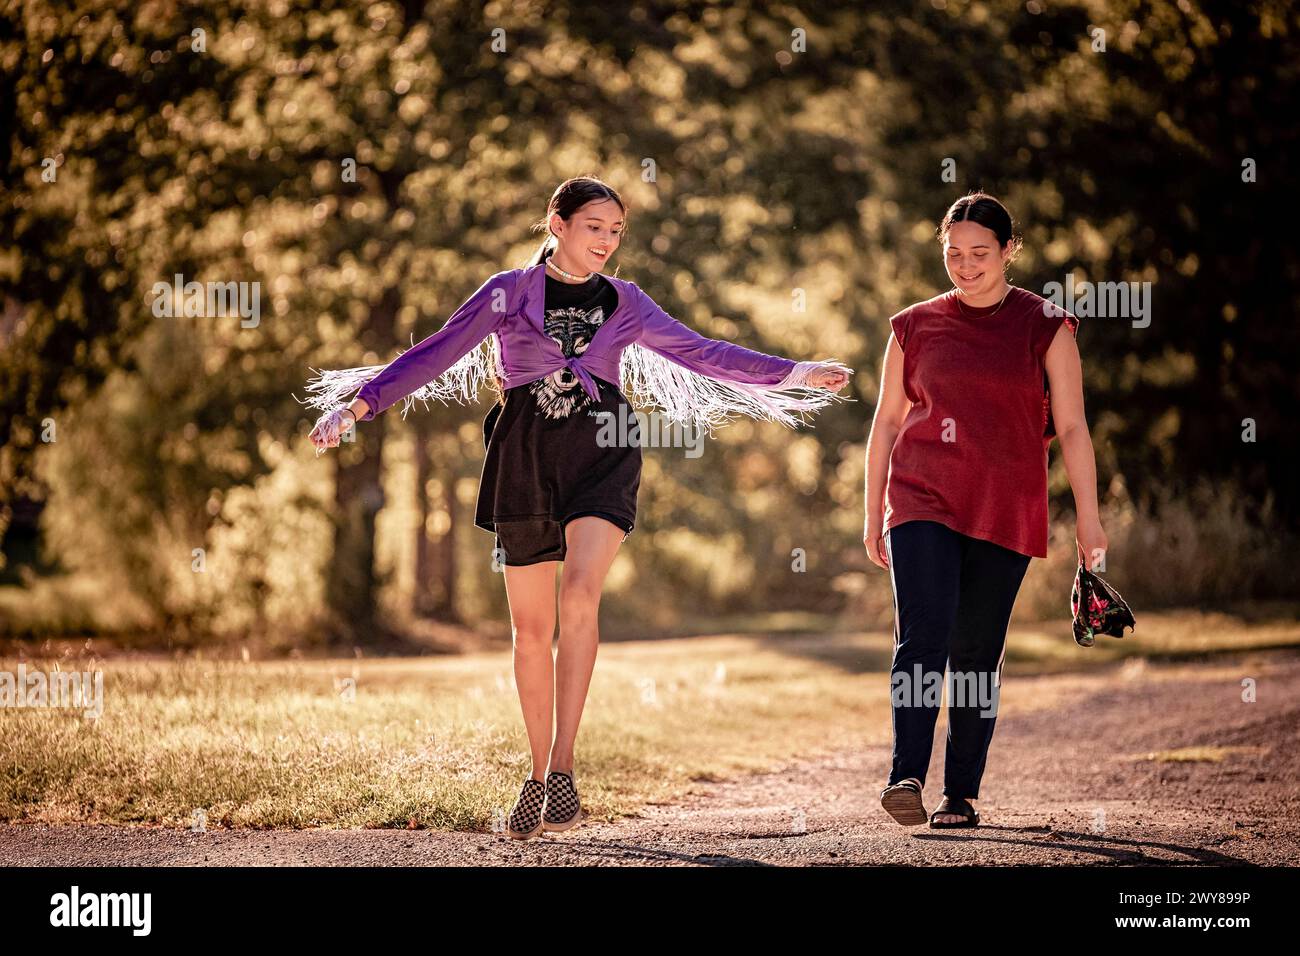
{"left": 542, "top": 769, "right": 585, "bottom": 832}
{"left": 506, "top": 777, "right": 546, "bottom": 840}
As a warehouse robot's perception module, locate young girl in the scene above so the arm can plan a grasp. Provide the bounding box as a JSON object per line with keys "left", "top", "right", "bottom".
{"left": 307, "top": 176, "right": 851, "bottom": 839}
{"left": 864, "top": 192, "right": 1106, "bottom": 829}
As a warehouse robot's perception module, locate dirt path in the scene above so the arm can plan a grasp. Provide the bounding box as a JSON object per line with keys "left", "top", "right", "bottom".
{"left": 3, "top": 650, "right": 1297, "bottom": 866}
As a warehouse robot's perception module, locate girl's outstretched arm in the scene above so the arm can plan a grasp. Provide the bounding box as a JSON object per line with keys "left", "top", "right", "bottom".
{"left": 306, "top": 271, "right": 513, "bottom": 452}
{"left": 634, "top": 284, "right": 848, "bottom": 387}
{"left": 351, "top": 271, "right": 514, "bottom": 422}
{"left": 625, "top": 284, "right": 852, "bottom": 431}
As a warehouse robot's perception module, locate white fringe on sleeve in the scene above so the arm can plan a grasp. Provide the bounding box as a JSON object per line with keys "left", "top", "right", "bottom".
{"left": 299, "top": 334, "right": 504, "bottom": 420}
{"left": 618, "top": 345, "right": 854, "bottom": 434}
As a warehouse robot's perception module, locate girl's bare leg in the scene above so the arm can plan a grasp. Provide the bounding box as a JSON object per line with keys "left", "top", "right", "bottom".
{"left": 502, "top": 560, "right": 560, "bottom": 781}
{"left": 550, "top": 516, "right": 625, "bottom": 773}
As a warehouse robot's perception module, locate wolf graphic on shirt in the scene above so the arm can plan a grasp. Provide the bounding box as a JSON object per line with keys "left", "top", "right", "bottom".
{"left": 532, "top": 304, "right": 607, "bottom": 419}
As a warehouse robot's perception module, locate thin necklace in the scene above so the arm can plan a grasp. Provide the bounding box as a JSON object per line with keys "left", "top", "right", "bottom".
{"left": 955, "top": 283, "right": 1013, "bottom": 318}
{"left": 546, "top": 255, "right": 593, "bottom": 283}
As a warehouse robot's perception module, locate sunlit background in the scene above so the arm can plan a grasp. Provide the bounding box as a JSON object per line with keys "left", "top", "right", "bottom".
{"left": 2, "top": 0, "right": 1296, "bottom": 653}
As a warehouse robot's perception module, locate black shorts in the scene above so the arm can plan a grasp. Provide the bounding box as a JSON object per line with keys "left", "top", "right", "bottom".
{"left": 475, "top": 374, "right": 641, "bottom": 567}
{"left": 491, "top": 511, "right": 633, "bottom": 566}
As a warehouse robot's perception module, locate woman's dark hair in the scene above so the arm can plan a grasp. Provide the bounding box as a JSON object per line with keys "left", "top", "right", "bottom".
{"left": 524, "top": 175, "right": 627, "bottom": 268}
{"left": 938, "top": 191, "right": 1022, "bottom": 261}
{"left": 489, "top": 176, "right": 628, "bottom": 405}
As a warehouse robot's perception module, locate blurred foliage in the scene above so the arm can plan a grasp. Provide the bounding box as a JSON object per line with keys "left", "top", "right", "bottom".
{"left": 0, "top": 0, "right": 1296, "bottom": 642}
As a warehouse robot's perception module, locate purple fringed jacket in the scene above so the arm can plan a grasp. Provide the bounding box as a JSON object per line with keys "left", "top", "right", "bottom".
{"left": 307, "top": 262, "right": 849, "bottom": 432}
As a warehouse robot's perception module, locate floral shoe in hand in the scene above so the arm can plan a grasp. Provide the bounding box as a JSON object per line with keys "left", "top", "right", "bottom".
{"left": 1070, "top": 564, "right": 1136, "bottom": 647}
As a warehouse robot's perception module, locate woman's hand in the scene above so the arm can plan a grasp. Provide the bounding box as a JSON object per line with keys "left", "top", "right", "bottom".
{"left": 310, "top": 406, "right": 357, "bottom": 453}
{"left": 1076, "top": 517, "right": 1108, "bottom": 571}
{"left": 864, "top": 524, "right": 890, "bottom": 571}
{"left": 807, "top": 361, "right": 853, "bottom": 391}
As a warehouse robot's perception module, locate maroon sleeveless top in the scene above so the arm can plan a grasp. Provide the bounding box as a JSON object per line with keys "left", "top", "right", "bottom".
{"left": 884, "top": 286, "right": 1079, "bottom": 558}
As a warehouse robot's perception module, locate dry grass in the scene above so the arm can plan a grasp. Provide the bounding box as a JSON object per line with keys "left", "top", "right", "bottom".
{"left": 1135, "top": 746, "right": 1265, "bottom": 764}
{"left": 2, "top": 607, "right": 1296, "bottom": 830}
{"left": 1, "top": 636, "right": 888, "bottom": 830}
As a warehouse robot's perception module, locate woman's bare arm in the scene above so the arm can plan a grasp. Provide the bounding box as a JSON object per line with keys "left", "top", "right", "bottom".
{"left": 1044, "top": 322, "right": 1107, "bottom": 569}
{"left": 864, "top": 332, "right": 909, "bottom": 570}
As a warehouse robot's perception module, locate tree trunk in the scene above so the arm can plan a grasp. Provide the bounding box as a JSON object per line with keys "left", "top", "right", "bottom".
{"left": 326, "top": 287, "right": 398, "bottom": 643}
{"left": 413, "top": 426, "right": 459, "bottom": 620}
{"left": 435, "top": 464, "right": 458, "bottom": 618}
{"left": 327, "top": 424, "right": 385, "bottom": 641}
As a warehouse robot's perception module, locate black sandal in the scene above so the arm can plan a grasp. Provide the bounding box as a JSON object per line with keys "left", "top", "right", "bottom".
{"left": 929, "top": 796, "right": 980, "bottom": 829}
{"left": 880, "top": 778, "right": 928, "bottom": 826}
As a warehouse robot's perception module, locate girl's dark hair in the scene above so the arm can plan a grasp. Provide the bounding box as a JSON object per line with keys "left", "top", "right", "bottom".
{"left": 489, "top": 176, "right": 627, "bottom": 405}
{"left": 938, "top": 191, "right": 1022, "bottom": 261}
{"left": 524, "top": 175, "right": 627, "bottom": 268}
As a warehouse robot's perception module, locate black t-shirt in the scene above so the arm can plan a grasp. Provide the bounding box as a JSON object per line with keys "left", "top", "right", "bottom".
{"left": 527, "top": 271, "right": 620, "bottom": 418}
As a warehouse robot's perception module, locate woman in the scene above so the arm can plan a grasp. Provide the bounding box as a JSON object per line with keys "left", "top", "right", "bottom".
{"left": 307, "top": 176, "right": 851, "bottom": 840}
{"left": 864, "top": 192, "right": 1106, "bottom": 829}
